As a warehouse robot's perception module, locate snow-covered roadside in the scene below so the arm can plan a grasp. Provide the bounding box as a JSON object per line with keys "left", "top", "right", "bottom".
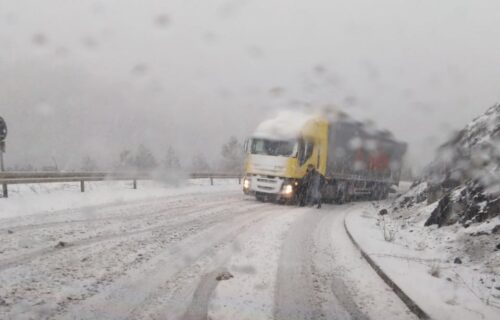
{"left": 345, "top": 201, "right": 500, "bottom": 320}
{"left": 0, "top": 179, "right": 241, "bottom": 219}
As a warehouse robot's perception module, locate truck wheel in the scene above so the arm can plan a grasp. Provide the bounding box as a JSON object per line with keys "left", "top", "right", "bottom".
{"left": 336, "top": 191, "right": 351, "bottom": 204}
{"left": 372, "top": 185, "right": 388, "bottom": 200}
{"left": 344, "top": 193, "right": 352, "bottom": 203}
{"left": 381, "top": 187, "right": 389, "bottom": 200}
{"left": 336, "top": 191, "right": 345, "bottom": 204}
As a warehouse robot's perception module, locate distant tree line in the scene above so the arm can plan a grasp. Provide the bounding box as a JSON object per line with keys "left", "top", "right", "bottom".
{"left": 6, "top": 136, "right": 246, "bottom": 173}
{"left": 80, "top": 136, "right": 245, "bottom": 173}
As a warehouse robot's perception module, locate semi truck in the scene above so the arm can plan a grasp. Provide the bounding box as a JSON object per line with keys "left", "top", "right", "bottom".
{"left": 242, "top": 111, "right": 407, "bottom": 203}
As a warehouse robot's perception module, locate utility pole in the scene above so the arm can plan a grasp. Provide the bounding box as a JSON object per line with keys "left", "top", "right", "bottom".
{"left": 0, "top": 147, "right": 4, "bottom": 171}
{"left": 0, "top": 116, "right": 8, "bottom": 198}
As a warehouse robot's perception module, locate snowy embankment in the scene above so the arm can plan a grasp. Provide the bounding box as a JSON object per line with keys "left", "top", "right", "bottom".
{"left": 344, "top": 104, "right": 500, "bottom": 319}
{"left": 0, "top": 178, "right": 240, "bottom": 219}
{"left": 345, "top": 191, "right": 500, "bottom": 320}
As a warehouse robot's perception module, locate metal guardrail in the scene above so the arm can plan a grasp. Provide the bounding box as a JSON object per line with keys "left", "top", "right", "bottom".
{"left": 0, "top": 172, "right": 242, "bottom": 198}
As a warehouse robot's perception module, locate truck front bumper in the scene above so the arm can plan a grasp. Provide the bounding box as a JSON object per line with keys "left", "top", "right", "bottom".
{"left": 243, "top": 175, "right": 297, "bottom": 199}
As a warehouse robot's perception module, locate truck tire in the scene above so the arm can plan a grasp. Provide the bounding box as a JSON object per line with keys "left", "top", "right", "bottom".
{"left": 336, "top": 191, "right": 344, "bottom": 204}
{"left": 371, "top": 184, "right": 389, "bottom": 200}
{"left": 381, "top": 186, "right": 389, "bottom": 200}
{"left": 371, "top": 186, "right": 381, "bottom": 201}
{"left": 336, "top": 190, "right": 351, "bottom": 204}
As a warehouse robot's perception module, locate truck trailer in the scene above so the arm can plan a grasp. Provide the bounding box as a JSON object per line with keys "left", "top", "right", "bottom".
{"left": 242, "top": 112, "right": 407, "bottom": 203}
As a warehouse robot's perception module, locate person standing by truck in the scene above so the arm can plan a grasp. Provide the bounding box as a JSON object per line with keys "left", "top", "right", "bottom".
{"left": 299, "top": 164, "right": 323, "bottom": 208}
{"left": 308, "top": 165, "right": 323, "bottom": 209}
{"left": 297, "top": 165, "right": 312, "bottom": 207}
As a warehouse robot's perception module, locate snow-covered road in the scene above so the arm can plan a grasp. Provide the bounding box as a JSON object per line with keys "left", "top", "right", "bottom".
{"left": 0, "top": 186, "right": 416, "bottom": 320}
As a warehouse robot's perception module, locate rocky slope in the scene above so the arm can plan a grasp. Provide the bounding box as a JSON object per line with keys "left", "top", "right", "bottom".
{"left": 403, "top": 104, "right": 500, "bottom": 227}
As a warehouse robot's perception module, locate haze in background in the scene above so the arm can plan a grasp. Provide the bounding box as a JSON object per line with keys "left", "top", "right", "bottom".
{"left": 0, "top": 0, "right": 499, "bottom": 171}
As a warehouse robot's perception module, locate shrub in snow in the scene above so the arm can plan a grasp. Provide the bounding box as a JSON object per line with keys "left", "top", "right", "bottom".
{"left": 379, "top": 215, "right": 397, "bottom": 242}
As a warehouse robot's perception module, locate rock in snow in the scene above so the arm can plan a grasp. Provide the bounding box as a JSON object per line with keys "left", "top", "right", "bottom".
{"left": 378, "top": 208, "right": 388, "bottom": 216}
{"left": 215, "top": 271, "right": 234, "bottom": 281}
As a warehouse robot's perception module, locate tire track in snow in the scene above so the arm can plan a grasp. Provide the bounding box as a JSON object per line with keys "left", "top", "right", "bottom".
{"left": 0, "top": 198, "right": 270, "bottom": 320}
{"left": 0, "top": 192, "right": 242, "bottom": 232}
{"left": 274, "top": 210, "right": 368, "bottom": 320}
{"left": 207, "top": 207, "right": 305, "bottom": 320}
{"left": 0, "top": 198, "right": 261, "bottom": 272}
{"left": 123, "top": 207, "right": 290, "bottom": 320}
{"left": 146, "top": 207, "right": 300, "bottom": 320}
{"left": 181, "top": 267, "right": 227, "bottom": 320}
{"left": 275, "top": 204, "right": 417, "bottom": 320}
{"left": 0, "top": 196, "right": 244, "bottom": 259}
{"left": 59, "top": 204, "right": 285, "bottom": 320}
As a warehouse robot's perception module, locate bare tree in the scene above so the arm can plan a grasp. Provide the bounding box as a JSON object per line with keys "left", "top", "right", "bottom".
{"left": 220, "top": 136, "right": 244, "bottom": 172}
{"left": 191, "top": 153, "right": 211, "bottom": 172}
{"left": 135, "top": 144, "right": 158, "bottom": 171}
{"left": 81, "top": 156, "right": 99, "bottom": 172}
{"left": 163, "top": 146, "right": 181, "bottom": 171}
{"left": 117, "top": 149, "right": 135, "bottom": 170}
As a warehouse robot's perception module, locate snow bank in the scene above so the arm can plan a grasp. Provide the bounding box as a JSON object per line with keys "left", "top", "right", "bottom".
{"left": 0, "top": 179, "right": 240, "bottom": 219}
{"left": 357, "top": 106, "right": 500, "bottom": 318}
{"left": 345, "top": 200, "right": 500, "bottom": 320}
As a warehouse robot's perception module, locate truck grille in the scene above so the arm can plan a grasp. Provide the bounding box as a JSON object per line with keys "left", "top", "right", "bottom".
{"left": 249, "top": 175, "right": 284, "bottom": 194}
{"left": 257, "top": 186, "right": 274, "bottom": 190}
{"left": 257, "top": 178, "right": 277, "bottom": 184}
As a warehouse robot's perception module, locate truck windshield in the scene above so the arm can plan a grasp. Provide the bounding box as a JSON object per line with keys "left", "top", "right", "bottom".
{"left": 250, "top": 138, "right": 297, "bottom": 157}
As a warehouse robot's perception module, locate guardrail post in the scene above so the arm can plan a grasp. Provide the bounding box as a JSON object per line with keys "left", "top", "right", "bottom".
{"left": 210, "top": 177, "right": 213, "bottom": 186}
{"left": 2, "top": 183, "right": 7, "bottom": 198}
{"left": 80, "top": 180, "right": 85, "bottom": 192}
{"left": 0, "top": 147, "right": 6, "bottom": 198}
{"left": 238, "top": 177, "right": 241, "bottom": 185}
{"left": 133, "top": 179, "right": 137, "bottom": 189}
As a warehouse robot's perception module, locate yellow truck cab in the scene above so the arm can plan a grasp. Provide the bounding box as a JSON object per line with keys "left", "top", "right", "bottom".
{"left": 242, "top": 114, "right": 328, "bottom": 202}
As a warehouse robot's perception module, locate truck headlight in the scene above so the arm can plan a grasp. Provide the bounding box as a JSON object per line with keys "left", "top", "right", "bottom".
{"left": 243, "top": 178, "right": 250, "bottom": 189}
{"left": 283, "top": 184, "right": 293, "bottom": 194}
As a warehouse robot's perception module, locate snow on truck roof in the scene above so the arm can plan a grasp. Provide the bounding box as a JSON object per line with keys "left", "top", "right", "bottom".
{"left": 252, "top": 109, "right": 404, "bottom": 146}
{"left": 252, "top": 110, "right": 318, "bottom": 140}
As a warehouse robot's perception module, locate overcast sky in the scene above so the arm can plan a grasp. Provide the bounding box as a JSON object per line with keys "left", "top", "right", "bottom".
{"left": 0, "top": 0, "right": 499, "bottom": 171}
